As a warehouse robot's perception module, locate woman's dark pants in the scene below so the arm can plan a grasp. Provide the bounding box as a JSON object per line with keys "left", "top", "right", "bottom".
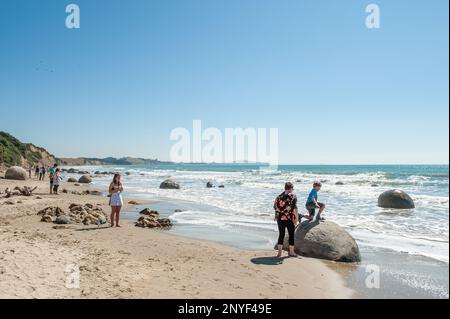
{"left": 277, "top": 218, "right": 295, "bottom": 246}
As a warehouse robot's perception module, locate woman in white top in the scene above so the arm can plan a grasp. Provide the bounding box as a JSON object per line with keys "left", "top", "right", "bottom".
{"left": 52, "top": 169, "right": 62, "bottom": 194}
{"left": 109, "top": 173, "right": 124, "bottom": 227}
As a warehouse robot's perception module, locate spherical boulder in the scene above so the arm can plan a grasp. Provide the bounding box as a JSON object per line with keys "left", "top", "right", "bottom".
{"left": 5, "top": 166, "right": 27, "bottom": 181}
{"left": 159, "top": 179, "right": 180, "bottom": 189}
{"left": 78, "top": 175, "right": 92, "bottom": 184}
{"left": 378, "top": 189, "right": 415, "bottom": 209}
{"left": 279, "top": 220, "right": 361, "bottom": 262}
{"left": 67, "top": 177, "right": 77, "bottom": 183}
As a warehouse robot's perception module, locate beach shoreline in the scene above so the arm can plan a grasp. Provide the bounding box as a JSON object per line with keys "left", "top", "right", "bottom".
{"left": 0, "top": 174, "right": 354, "bottom": 299}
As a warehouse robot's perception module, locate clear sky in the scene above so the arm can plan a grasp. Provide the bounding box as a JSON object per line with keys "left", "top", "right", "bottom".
{"left": 0, "top": 0, "right": 448, "bottom": 164}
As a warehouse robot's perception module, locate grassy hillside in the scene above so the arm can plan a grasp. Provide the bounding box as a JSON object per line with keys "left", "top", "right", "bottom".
{"left": 0, "top": 132, "right": 58, "bottom": 168}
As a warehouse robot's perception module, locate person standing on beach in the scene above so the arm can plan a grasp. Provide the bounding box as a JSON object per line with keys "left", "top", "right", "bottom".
{"left": 305, "top": 182, "right": 326, "bottom": 221}
{"left": 274, "top": 182, "right": 299, "bottom": 258}
{"left": 28, "top": 165, "right": 32, "bottom": 179}
{"left": 52, "top": 168, "right": 62, "bottom": 194}
{"left": 48, "top": 164, "right": 58, "bottom": 194}
{"left": 39, "top": 166, "right": 45, "bottom": 181}
{"left": 35, "top": 166, "right": 40, "bottom": 178}
{"left": 109, "top": 173, "right": 124, "bottom": 227}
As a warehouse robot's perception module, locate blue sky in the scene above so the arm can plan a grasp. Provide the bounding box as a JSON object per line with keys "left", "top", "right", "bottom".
{"left": 0, "top": 0, "right": 448, "bottom": 164}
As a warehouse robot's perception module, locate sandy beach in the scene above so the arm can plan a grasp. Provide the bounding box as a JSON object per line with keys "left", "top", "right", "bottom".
{"left": 0, "top": 173, "right": 353, "bottom": 299}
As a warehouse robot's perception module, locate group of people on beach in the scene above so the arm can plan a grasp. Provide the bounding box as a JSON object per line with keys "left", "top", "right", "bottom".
{"left": 29, "top": 165, "right": 48, "bottom": 181}
{"left": 274, "top": 181, "right": 325, "bottom": 258}
{"left": 29, "top": 164, "right": 62, "bottom": 194}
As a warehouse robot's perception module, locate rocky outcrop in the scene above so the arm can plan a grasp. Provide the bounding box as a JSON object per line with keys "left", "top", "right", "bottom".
{"left": 378, "top": 189, "right": 415, "bottom": 209}
{"left": 159, "top": 179, "right": 180, "bottom": 189}
{"left": 0, "top": 131, "right": 59, "bottom": 167}
{"left": 279, "top": 220, "right": 361, "bottom": 262}
{"left": 5, "top": 166, "right": 27, "bottom": 180}
{"left": 136, "top": 208, "right": 173, "bottom": 229}
{"left": 78, "top": 175, "right": 92, "bottom": 184}
{"left": 38, "top": 204, "right": 108, "bottom": 225}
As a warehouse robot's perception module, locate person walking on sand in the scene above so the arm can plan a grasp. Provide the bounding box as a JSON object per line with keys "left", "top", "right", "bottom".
{"left": 305, "top": 182, "right": 326, "bottom": 221}
{"left": 274, "top": 182, "right": 299, "bottom": 258}
{"left": 109, "top": 173, "right": 124, "bottom": 227}
{"left": 35, "top": 165, "right": 40, "bottom": 178}
{"left": 39, "top": 166, "right": 45, "bottom": 181}
{"left": 28, "top": 165, "right": 32, "bottom": 179}
{"left": 49, "top": 164, "right": 58, "bottom": 194}
{"left": 52, "top": 168, "right": 62, "bottom": 194}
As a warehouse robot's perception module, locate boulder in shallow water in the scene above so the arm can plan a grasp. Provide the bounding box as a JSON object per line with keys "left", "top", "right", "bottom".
{"left": 278, "top": 220, "right": 361, "bottom": 262}
{"left": 378, "top": 189, "right": 415, "bottom": 209}
{"left": 159, "top": 179, "right": 180, "bottom": 189}
{"left": 78, "top": 175, "right": 92, "bottom": 184}
{"left": 206, "top": 181, "right": 214, "bottom": 188}
{"left": 335, "top": 181, "right": 344, "bottom": 185}
{"left": 5, "top": 166, "right": 27, "bottom": 181}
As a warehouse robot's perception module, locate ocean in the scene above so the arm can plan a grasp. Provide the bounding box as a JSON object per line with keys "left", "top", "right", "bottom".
{"left": 65, "top": 164, "right": 449, "bottom": 298}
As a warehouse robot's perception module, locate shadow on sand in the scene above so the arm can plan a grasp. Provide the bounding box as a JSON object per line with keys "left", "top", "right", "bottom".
{"left": 75, "top": 226, "right": 111, "bottom": 232}
{"left": 250, "top": 256, "right": 290, "bottom": 265}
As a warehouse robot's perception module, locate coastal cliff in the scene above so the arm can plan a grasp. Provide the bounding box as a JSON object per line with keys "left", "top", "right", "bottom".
{"left": 0, "top": 132, "right": 58, "bottom": 168}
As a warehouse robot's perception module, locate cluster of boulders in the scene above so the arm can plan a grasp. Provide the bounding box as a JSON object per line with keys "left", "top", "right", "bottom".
{"left": 38, "top": 203, "right": 108, "bottom": 225}
{"left": 135, "top": 208, "right": 173, "bottom": 229}
{"left": 94, "top": 171, "right": 116, "bottom": 175}
{"left": 61, "top": 189, "right": 102, "bottom": 196}
{"left": 63, "top": 168, "right": 90, "bottom": 175}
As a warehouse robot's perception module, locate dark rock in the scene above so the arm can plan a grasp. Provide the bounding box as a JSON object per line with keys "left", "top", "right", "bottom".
{"left": 78, "top": 175, "right": 92, "bottom": 184}
{"left": 67, "top": 177, "right": 77, "bottom": 183}
{"left": 206, "top": 181, "right": 214, "bottom": 188}
{"left": 335, "top": 181, "right": 344, "bottom": 185}
{"left": 55, "top": 215, "right": 72, "bottom": 224}
{"left": 378, "top": 189, "right": 415, "bottom": 209}
{"left": 159, "top": 179, "right": 180, "bottom": 189}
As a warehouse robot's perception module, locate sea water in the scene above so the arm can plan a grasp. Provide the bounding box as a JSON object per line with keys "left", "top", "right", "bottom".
{"left": 65, "top": 164, "right": 449, "bottom": 298}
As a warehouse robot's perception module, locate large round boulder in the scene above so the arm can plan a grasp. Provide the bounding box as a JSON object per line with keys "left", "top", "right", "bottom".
{"left": 279, "top": 220, "right": 361, "bottom": 262}
{"left": 159, "top": 179, "right": 180, "bottom": 189}
{"left": 5, "top": 166, "right": 27, "bottom": 181}
{"left": 378, "top": 189, "right": 415, "bottom": 209}
{"left": 67, "top": 177, "right": 77, "bottom": 183}
{"left": 78, "top": 175, "right": 92, "bottom": 184}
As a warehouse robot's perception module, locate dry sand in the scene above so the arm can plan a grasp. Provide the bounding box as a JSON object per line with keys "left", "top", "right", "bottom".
{"left": 0, "top": 174, "right": 353, "bottom": 299}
